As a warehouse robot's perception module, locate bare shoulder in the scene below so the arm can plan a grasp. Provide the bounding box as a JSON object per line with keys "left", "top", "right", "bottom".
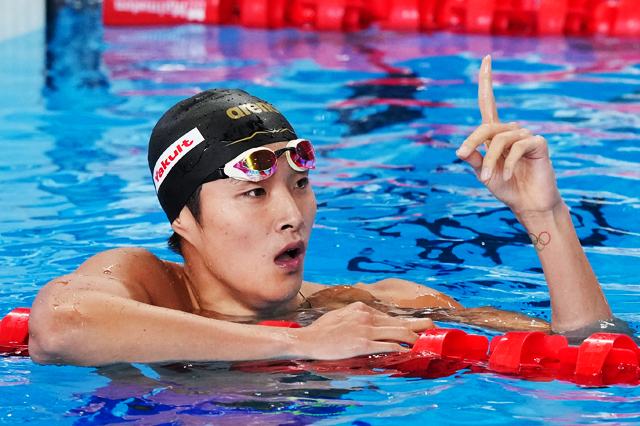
{"left": 75, "top": 247, "right": 178, "bottom": 282}
{"left": 38, "top": 248, "right": 190, "bottom": 310}
{"left": 302, "top": 278, "right": 464, "bottom": 310}
{"left": 353, "top": 278, "right": 464, "bottom": 309}
{"left": 301, "top": 281, "right": 329, "bottom": 296}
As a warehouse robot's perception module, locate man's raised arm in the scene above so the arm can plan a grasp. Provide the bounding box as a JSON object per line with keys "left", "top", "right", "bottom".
{"left": 456, "top": 55, "right": 613, "bottom": 333}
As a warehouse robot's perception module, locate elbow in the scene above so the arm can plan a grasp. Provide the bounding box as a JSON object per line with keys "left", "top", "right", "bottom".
{"left": 29, "top": 329, "right": 66, "bottom": 365}
{"left": 28, "top": 302, "right": 84, "bottom": 365}
{"left": 28, "top": 334, "right": 58, "bottom": 365}
{"left": 28, "top": 305, "right": 65, "bottom": 365}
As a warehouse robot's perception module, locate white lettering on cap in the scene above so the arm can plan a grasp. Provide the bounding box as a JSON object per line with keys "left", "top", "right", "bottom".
{"left": 153, "top": 127, "right": 205, "bottom": 191}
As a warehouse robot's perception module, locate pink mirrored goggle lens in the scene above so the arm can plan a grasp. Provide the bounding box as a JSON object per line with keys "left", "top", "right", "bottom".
{"left": 288, "top": 139, "right": 316, "bottom": 170}
{"left": 230, "top": 140, "right": 315, "bottom": 182}
{"left": 233, "top": 150, "right": 278, "bottom": 181}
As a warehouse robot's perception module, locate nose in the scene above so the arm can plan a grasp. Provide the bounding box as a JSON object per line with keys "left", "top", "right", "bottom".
{"left": 273, "top": 189, "right": 305, "bottom": 233}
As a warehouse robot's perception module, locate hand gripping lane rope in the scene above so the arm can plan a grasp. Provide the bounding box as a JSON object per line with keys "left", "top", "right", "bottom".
{"left": 254, "top": 320, "right": 640, "bottom": 386}
{"left": 3, "top": 308, "right": 639, "bottom": 386}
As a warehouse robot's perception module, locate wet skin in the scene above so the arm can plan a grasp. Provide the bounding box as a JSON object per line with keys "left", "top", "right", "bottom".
{"left": 171, "top": 141, "right": 318, "bottom": 317}
{"left": 170, "top": 141, "right": 477, "bottom": 322}
{"left": 167, "top": 140, "right": 549, "bottom": 332}
{"left": 33, "top": 56, "right": 616, "bottom": 366}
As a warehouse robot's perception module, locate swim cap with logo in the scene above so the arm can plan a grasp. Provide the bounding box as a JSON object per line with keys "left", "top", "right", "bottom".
{"left": 148, "top": 88, "right": 298, "bottom": 223}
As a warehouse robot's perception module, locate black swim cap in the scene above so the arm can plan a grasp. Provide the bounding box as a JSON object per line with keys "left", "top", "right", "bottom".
{"left": 148, "top": 89, "right": 298, "bottom": 223}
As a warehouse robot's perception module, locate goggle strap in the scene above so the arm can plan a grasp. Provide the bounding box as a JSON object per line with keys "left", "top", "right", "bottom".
{"left": 202, "top": 168, "right": 228, "bottom": 183}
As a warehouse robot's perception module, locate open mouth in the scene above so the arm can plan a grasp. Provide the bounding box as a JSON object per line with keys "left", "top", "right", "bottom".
{"left": 275, "top": 247, "right": 300, "bottom": 262}
{"left": 274, "top": 242, "right": 304, "bottom": 264}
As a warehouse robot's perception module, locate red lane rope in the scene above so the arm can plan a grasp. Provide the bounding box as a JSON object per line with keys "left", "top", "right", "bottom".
{"left": 0, "top": 308, "right": 29, "bottom": 357}
{"left": 102, "top": 0, "right": 640, "bottom": 37}
{"left": 258, "top": 320, "right": 640, "bottom": 386}
{"left": 5, "top": 308, "right": 638, "bottom": 386}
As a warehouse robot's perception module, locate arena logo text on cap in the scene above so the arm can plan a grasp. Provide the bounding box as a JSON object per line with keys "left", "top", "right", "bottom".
{"left": 153, "top": 127, "right": 205, "bottom": 191}
{"left": 226, "top": 102, "right": 280, "bottom": 119}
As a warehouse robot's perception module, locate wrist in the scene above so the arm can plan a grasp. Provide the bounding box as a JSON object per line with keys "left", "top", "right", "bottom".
{"left": 244, "top": 324, "right": 309, "bottom": 360}
{"left": 512, "top": 200, "right": 569, "bottom": 232}
{"left": 286, "top": 327, "right": 310, "bottom": 359}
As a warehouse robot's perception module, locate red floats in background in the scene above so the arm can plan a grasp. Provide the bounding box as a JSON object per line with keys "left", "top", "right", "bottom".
{"left": 102, "top": 0, "right": 640, "bottom": 36}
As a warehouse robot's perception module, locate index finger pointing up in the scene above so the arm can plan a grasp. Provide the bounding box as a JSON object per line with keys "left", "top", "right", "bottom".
{"left": 479, "top": 55, "right": 500, "bottom": 124}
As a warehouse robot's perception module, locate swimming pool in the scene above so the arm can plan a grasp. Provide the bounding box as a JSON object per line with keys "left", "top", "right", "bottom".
{"left": 2, "top": 3, "right": 640, "bottom": 424}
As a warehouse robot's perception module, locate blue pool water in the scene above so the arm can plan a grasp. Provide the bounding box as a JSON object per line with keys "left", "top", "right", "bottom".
{"left": 2, "top": 4, "right": 640, "bottom": 424}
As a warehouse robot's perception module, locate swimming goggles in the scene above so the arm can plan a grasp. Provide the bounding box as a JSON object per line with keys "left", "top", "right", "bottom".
{"left": 207, "top": 139, "right": 316, "bottom": 183}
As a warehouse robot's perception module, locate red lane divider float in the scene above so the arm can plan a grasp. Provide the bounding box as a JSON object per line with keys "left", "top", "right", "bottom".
{"left": 257, "top": 320, "right": 640, "bottom": 386}
{"left": 257, "top": 320, "right": 302, "bottom": 328}
{"left": 488, "top": 331, "right": 567, "bottom": 373}
{"left": 3, "top": 309, "right": 639, "bottom": 385}
{"left": 0, "top": 308, "right": 30, "bottom": 356}
{"left": 102, "top": 0, "right": 640, "bottom": 36}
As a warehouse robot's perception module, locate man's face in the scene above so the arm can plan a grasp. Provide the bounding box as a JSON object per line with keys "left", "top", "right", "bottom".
{"left": 185, "top": 141, "right": 317, "bottom": 314}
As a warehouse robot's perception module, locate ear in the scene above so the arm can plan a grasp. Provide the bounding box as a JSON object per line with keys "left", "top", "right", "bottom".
{"left": 171, "top": 207, "right": 202, "bottom": 248}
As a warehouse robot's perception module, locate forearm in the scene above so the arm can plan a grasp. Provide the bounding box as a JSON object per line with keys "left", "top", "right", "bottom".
{"left": 417, "top": 306, "right": 550, "bottom": 333}
{"left": 29, "top": 291, "right": 300, "bottom": 366}
{"left": 514, "top": 201, "right": 612, "bottom": 332}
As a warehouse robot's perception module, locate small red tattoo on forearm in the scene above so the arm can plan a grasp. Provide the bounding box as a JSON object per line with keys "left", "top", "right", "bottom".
{"left": 528, "top": 231, "right": 551, "bottom": 251}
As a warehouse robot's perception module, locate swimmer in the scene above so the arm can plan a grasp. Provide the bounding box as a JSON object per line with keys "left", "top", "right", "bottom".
{"left": 28, "top": 56, "right": 626, "bottom": 366}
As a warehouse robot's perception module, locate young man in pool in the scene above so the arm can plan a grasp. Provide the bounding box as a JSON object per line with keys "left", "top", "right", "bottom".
{"left": 28, "top": 56, "right": 622, "bottom": 366}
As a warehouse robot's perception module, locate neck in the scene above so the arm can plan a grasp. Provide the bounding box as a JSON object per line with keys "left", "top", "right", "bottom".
{"left": 180, "top": 242, "right": 304, "bottom": 317}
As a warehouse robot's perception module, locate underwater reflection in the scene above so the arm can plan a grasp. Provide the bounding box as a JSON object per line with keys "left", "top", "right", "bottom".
{"left": 70, "top": 362, "right": 370, "bottom": 425}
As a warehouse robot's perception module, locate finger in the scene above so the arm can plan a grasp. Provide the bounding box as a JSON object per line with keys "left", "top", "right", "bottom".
{"left": 367, "top": 341, "right": 411, "bottom": 354}
{"left": 401, "top": 318, "right": 436, "bottom": 332}
{"left": 479, "top": 55, "right": 499, "bottom": 124}
{"left": 341, "top": 303, "right": 435, "bottom": 332}
{"left": 502, "top": 135, "right": 548, "bottom": 181}
{"left": 368, "top": 326, "right": 420, "bottom": 345}
{"left": 457, "top": 122, "right": 520, "bottom": 159}
{"left": 340, "top": 302, "right": 404, "bottom": 326}
{"left": 355, "top": 310, "right": 432, "bottom": 330}
{"left": 461, "top": 150, "right": 484, "bottom": 178}
{"left": 481, "top": 128, "right": 533, "bottom": 182}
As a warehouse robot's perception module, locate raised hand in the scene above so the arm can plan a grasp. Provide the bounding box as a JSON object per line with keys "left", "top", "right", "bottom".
{"left": 456, "top": 55, "right": 562, "bottom": 214}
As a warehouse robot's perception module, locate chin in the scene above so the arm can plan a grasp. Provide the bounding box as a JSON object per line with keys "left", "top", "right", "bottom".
{"left": 257, "top": 277, "right": 301, "bottom": 305}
